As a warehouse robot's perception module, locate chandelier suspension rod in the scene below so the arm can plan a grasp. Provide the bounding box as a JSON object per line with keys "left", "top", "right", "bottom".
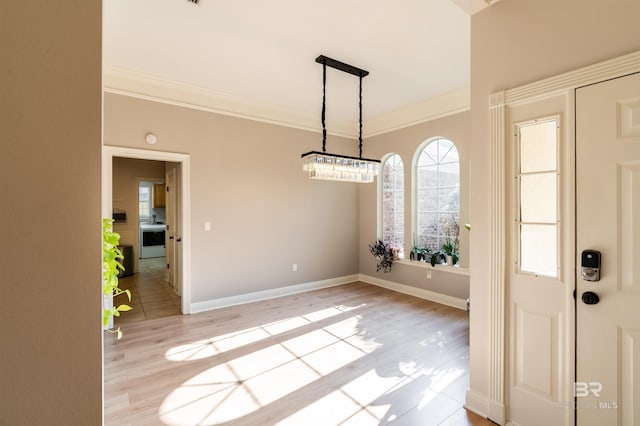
{"left": 322, "top": 61, "right": 327, "bottom": 153}
{"left": 359, "top": 75, "right": 363, "bottom": 159}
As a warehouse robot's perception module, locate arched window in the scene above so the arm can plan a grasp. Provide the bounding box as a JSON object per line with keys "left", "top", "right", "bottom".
{"left": 414, "top": 138, "right": 459, "bottom": 251}
{"left": 380, "top": 154, "right": 404, "bottom": 257}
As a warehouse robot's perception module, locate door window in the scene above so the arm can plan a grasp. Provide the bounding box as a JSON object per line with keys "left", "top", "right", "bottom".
{"left": 516, "top": 119, "right": 559, "bottom": 277}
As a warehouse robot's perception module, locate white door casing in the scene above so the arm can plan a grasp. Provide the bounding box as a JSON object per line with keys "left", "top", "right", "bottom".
{"left": 576, "top": 72, "right": 640, "bottom": 425}
{"left": 102, "top": 146, "right": 191, "bottom": 314}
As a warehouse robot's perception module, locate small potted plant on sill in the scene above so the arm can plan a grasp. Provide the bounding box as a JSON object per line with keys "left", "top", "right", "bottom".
{"left": 441, "top": 215, "right": 460, "bottom": 266}
{"left": 369, "top": 239, "right": 395, "bottom": 273}
{"left": 428, "top": 250, "right": 447, "bottom": 267}
{"left": 441, "top": 243, "right": 459, "bottom": 266}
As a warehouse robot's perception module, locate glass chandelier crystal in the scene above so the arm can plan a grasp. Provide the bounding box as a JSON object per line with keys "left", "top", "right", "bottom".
{"left": 301, "top": 55, "right": 380, "bottom": 183}
{"left": 302, "top": 151, "right": 379, "bottom": 183}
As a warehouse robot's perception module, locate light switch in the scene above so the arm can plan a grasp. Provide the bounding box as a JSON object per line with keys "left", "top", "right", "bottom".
{"left": 204, "top": 221, "right": 211, "bottom": 231}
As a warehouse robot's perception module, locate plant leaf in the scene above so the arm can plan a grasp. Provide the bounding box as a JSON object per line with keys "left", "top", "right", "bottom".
{"left": 117, "top": 304, "right": 132, "bottom": 312}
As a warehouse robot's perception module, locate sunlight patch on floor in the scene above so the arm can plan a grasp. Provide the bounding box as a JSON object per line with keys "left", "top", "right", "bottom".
{"left": 164, "top": 306, "right": 351, "bottom": 362}
{"left": 159, "top": 339, "right": 368, "bottom": 425}
{"left": 159, "top": 306, "right": 374, "bottom": 425}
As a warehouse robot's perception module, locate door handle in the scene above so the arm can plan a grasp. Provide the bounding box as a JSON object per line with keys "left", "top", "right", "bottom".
{"left": 176, "top": 237, "right": 182, "bottom": 242}
{"left": 581, "top": 291, "right": 600, "bottom": 305}
{"left": 169, "top": 236, "right": 174, "bottom": 240}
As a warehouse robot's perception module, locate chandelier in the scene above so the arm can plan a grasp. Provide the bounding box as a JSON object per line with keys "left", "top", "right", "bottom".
{"left": 301, "top": 55, "right": 380, "bottom": 183}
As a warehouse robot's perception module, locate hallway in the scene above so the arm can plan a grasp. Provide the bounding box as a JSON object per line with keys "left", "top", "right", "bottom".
{"left": 115, "top": 257, "right": 181, "bottom": 323}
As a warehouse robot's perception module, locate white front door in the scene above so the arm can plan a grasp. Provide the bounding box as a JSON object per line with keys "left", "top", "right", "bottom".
{"left": 576, "top": 72, "right": 640, "bottom": 425}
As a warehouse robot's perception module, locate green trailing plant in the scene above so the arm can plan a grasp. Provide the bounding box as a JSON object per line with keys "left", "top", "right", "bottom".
{"left": 368, "top": 239, "right": 395, "bottom": 273}
{"left": 103, "top": 218, "right": 132, "bottom": 339}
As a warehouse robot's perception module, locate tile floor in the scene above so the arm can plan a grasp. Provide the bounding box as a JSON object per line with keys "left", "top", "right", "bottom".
{"left": 115, "top": 257, "right": 181, "bottom": 323}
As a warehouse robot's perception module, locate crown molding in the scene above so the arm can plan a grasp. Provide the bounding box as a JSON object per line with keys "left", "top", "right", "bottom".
{"left": 103, "top": 63, "right": 469, "bottom": 139}
{"left": 104, "top": 63, "right": 356, "bottom": 138}
{"left": 365, "top": 85, "right": 470, "bottom": 137}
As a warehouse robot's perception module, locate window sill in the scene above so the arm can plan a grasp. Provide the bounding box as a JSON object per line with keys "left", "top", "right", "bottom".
{"left": 396, "top": 259, "right": 470, "bottom": 276}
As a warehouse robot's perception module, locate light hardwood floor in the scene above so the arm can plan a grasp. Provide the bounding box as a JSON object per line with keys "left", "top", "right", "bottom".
{"left": 105, "top": 282, "right": 494, "bottom": 426}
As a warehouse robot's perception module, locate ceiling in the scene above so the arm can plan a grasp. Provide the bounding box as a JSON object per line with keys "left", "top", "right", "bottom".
{"left": 103, "top": 0, "right": 495, "bottom": 137}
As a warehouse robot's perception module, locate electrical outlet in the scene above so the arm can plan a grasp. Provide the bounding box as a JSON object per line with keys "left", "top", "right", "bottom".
{"left": 292, "top": 263, "right": 298, "bottom": 272}
{"left": 426, "top": 270, "right": 432, "bottom": 279}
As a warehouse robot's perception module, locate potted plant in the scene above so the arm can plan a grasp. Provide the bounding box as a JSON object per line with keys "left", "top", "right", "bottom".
{"left": 441, "top": 243, "right": 459, "bottom": 266}
{"left": 103, "top": 218, "right": 132, "bottom": 339}
{"left": 368, "top": 239, "right": 395, "bottom": 273}
{"left": 428, "top": 250, "right": 447, "bottom": 266}
{"left": 441, "top": 216, "right": 460, "bottom": 266}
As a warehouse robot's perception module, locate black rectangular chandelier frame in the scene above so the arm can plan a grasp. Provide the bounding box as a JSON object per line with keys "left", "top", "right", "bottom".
{"left": 301, "top": 55, "right": 380, "bottom": 183}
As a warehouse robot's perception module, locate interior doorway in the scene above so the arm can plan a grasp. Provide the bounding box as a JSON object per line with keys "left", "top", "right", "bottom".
{"left": 102, "top": 146, "right": 191, "bottom": 315}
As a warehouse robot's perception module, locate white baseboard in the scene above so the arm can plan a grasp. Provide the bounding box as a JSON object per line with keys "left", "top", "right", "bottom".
{"left": 358, "top": 274, "right": 467, "bottom": 310}
{"left": 488, "top": 400, "right": 506, "bottom": 425}
{"left": 189, "top": 274, "right": 359, "bottom": 314}
{"left": 465, "top": 390, "right": 489, "bottom": 419}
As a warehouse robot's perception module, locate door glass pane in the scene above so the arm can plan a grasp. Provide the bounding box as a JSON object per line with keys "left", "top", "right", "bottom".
{"left": 521, "top": 224, "right": 557, "bottom": 277}
{"left": 520, "top": 173, "right": 557, "bottom": 223}
{"left": 520, "top": 120, "right": 557, "bottom": 173}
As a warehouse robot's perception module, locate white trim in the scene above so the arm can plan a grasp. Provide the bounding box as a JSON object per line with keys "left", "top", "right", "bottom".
{"left": 489, "top": 98, "right": 506, "bottom": 420}
{"left": 103, "top": 63, "right": 469, "bottom": 139}
{"left": 102, "top": 145, "right": 193, "bottom": 314}
{"left": 395, "top": 259, "right": 470, "bottom": 276}
{"left": 190, "top": 275, "right": 359, "bottom": 314}
{"left": 488, "top": 50, "right": 640, "bottom": 425}
{"left": 359, "top": 274, "right": 467, "bottom": 310}
{"left": 488, "top": 400, "right": 506, "bottom": 425}
{"left": 365, "top": 85, "right": 470, "bottom": 137}
{"left": 502, "top": 50, "right": 640, "bottom": 106}
{"left": 465, "top": 390, "right": 490, "bottom": 418}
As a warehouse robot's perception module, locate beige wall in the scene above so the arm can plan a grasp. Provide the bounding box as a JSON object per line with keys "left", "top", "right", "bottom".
{"left": 358, "top": 111, "right": 471, "bottom": 300}
{"left": 104, "top": 93, "right": 360, "bottom": 303}
{"left": 112, "top": 157, "right": 167, "bottom": 273}
{"left": 0, "top": 1, "right": 103, "bottom": 424}
{"left": 470, "top": 0, "right": 640, "bottom": 409}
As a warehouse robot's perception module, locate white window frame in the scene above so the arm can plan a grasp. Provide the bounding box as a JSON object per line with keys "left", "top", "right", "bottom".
{"left": 412, "top": 137, "right": 460, "bottom": 252}
{"left": 139, "top": 183, "right": 152, "bottom": 220}
{"left": 377, "top": 153, "right": 405, "bottom": 257}
{"left": 514, "top": 116, "right": 561, "bottom": 278}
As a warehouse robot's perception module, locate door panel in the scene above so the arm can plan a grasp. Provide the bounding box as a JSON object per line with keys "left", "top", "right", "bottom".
{"left": 576, "top": 72, "right": 640, "bottom": 425}
{"left": 165, "top": 164, "right": 181, "bottom": 297}
{"left": 507, "top": 94, "right": 571, "bottom": 426}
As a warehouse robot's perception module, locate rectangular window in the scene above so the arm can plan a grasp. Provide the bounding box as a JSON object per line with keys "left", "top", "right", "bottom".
{"left": 517, "top": 119, "right": 559, "bottom": 277}
{"left": 381, "top": 154, "right": 405, "bottom": 257}
{"left": 139, "top": 185, "right": 151, "bottom": 219}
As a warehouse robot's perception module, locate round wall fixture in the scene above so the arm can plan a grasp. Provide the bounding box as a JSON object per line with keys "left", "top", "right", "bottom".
{"left": 145, "top": 133, "right": 157, "bottom": 145}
